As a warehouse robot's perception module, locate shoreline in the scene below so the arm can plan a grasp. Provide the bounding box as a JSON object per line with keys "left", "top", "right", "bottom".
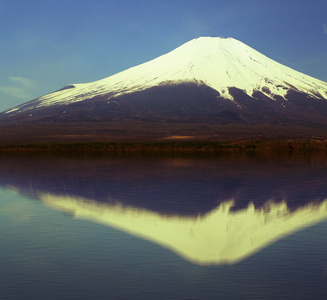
{"left": 1, "top": 121, "right": 327, "bottom": 154}
{"left": 1, "top": 139, "right": 326, "bottom": 153}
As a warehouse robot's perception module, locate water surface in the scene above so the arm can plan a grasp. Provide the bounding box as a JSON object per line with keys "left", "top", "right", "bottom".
{"left": 0, "top": 152, "right": 326, "bottom": 299}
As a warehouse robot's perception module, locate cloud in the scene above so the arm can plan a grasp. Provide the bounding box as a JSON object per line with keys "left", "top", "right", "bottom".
{"left": 323, "top": 23, "right": 327, "bottom": 34}
{"left": 0, "top": 76, "right": 35, "bottom": 99}
{"left": 8, "top": 76, "right": 35, "bottom": 87}
{"left": 0, "top": 86, "right": 29, "bottom": 99}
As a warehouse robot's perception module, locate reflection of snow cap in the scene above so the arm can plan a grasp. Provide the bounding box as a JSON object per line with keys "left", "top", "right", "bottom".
{"left": 40, "top": 192, "right": 327, "bottom": 266}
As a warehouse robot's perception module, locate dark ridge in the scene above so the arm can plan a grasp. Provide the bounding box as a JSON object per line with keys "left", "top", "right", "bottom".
{"left": 57, "top": 84, "right": 76, "bottom": 91}
{"left": 1, "top": 83, "right": 327, "bottom": 144}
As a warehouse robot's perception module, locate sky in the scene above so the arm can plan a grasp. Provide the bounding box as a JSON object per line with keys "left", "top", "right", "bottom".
{"left": 0, "top": 0, "right": 327, "bottom": 112}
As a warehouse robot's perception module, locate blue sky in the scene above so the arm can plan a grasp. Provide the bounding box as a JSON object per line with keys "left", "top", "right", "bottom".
{"left": 1, "top": 0, "right": 326, "bottom": 112}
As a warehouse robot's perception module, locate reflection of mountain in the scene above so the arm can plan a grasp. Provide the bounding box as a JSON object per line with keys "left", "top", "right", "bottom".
{"left": 1, "top": 154, "right": 327, "bottom": 265}
{"left": 39, "top": 193, "right": 327, "bottom": 265}
{"left": 0, "top": 154, "right": 327, "bottom": 215}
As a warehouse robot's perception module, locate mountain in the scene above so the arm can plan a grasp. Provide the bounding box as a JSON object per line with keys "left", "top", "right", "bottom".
{"left": 1, "top": 37, "right": 327, "bottom": 142}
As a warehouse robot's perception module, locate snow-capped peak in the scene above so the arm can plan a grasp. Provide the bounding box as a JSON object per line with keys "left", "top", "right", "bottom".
{"left": 4, "top": 37, "right": 327, "bottom": 115}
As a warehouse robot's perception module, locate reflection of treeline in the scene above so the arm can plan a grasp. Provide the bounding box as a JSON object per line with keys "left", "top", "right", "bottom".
{"left": 0, "top": 140, "right": 326, "bottom": 153}
{"left": 0, "top": 150, "right": 326, "bottom": 216}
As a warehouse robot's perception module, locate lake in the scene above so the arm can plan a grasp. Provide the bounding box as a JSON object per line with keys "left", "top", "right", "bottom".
{"left": 0, "top": 151, "right": 326, "bottom": 299}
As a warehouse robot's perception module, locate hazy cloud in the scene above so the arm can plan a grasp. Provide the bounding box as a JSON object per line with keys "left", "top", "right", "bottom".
{"left": 0, "top": 76, "right": 35, "bottom": 99}
{"left": 8, "top": 76, "right": 35, "bottom": 87}
{"left": 323, "top": 23, "right": 327, "bottom": 34}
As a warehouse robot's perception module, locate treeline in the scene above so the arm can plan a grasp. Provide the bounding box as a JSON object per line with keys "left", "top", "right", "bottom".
{"left": 0, "top": 140, "right": 326, "bottom": 153}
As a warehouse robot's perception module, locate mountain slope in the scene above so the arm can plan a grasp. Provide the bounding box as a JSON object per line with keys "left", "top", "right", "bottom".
{"left": 1, "top": 37, "right": 327, "bottom": 126}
